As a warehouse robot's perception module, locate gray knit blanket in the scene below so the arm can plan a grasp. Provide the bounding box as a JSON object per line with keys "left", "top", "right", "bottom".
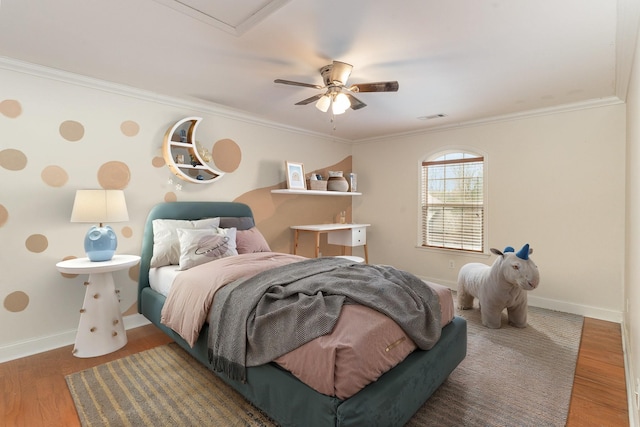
{"left": 207, "top": 257, "right": 442, "bottom": 382}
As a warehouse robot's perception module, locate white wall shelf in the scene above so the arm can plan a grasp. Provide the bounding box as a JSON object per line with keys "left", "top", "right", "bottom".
{"left": 163, "top": 117, "right": 225, "bottom": 184}
{"left": 271, "top": 189, "right": 361, "bottom": 196}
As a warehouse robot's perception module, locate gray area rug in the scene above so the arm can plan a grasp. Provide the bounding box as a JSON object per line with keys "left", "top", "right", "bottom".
{"left": 407, "top": 305, "right": 583, "bottom": 426}
{"left": 66, "top": 305, "right": 582, "bottom": 426}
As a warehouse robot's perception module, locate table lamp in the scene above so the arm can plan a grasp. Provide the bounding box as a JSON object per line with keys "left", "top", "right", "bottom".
{"left": 70, "top": 189, "right": 129, "bottom": 261}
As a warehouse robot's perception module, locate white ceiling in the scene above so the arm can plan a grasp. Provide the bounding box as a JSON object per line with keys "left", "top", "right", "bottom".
{"left": 0, "top": 0, "right": 636, "bottom": 141}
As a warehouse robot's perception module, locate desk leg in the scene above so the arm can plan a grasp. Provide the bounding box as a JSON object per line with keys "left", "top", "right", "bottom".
{"left": 293, "top": 230, "right": 300, "bottom": 255}
{"left": 363, "top": 244, "right": 369, "bottom": 264}
{"left": 314, "top": 231, "right": 321, "bottom": 258}
{"left": 73, "top": 272, "right": 127, "bottom": 358}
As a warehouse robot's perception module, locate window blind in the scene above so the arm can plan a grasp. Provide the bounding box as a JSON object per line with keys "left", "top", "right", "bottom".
{"left": 421, "top": 155, "right": 484, "bottom": 252}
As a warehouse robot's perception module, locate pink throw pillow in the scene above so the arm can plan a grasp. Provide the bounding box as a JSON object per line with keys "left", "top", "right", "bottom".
{"left": 236, "top": 227, "right": 271, "bottom": 254}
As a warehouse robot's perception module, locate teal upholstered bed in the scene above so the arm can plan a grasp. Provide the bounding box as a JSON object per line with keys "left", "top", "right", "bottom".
{"left": 137, "top": 202, "right": 467, "bottom": 426}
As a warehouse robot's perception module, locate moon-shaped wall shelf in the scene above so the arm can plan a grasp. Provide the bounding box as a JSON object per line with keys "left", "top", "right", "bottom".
{"left": 162, "top": 117, "right": 225, "bottom": 184}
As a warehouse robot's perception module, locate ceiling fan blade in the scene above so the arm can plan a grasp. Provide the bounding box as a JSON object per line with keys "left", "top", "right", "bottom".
{"left": 274, "top": 79, "right": 324, "bottom": 90}
{"left": 330, "top": 61, "right": 353, "bottom": 85}
{"left": 346, "top": 93, "right": 367, "bottom": 110}
{"left": 295, "top": 93, "right": 324, "bottom": 105}
{"left": 349, "top": 81, "right": 399, "bottom": 92}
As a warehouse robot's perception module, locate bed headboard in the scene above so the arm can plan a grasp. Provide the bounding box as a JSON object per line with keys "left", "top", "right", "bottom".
{"left": 137, "top": 201, "right": 254, "bottom": 312}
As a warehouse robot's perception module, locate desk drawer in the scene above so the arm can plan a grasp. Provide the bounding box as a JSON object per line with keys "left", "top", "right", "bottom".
{"left": 327, "top": 227, "right": 367, "bottom": 247}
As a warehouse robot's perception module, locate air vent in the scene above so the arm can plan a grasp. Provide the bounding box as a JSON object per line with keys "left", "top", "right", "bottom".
{"left": 418, "top": 114, "right": 448, "bottom": 120}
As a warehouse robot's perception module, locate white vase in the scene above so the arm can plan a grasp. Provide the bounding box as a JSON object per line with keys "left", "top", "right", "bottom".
{"left": 327, "top": 175, "right": 349, "bottom": 191}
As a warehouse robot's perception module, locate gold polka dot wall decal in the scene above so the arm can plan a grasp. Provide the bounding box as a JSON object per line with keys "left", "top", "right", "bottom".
{"left": 212, "top": 139, "right": 241, "bottom": 173}
{"left": 41, "top": 165, "right": 69, "bottom": 187}
{"left": 25, "top": 234, "right": 48, "bottom": 253}
{"left": 129, "top": 264, "right": 139, "bottom": 282}
{"left": 120, "top": 120, "right": 140, "bottom": 137}
{"left": 121, "top": 226, "right": 133, "bottom": 238}
{"left": 152, "top": 156, "right": 165, "bottom": 168}
{"left": 164, "top": 192, "right": 177, "bottom": 202}
{"left": 0, "top": 148, "right": 27, "bottom": 171}
{"left": 0, "top": 204, "right": 7, "bottom": 227}
{"left": 0, "top": 99, "right": 22, "bottom": 118}
{"left": 97, "top": 161, "right": 130, "bottom": 189}
{"left": 60, "top": 256, "right": 78, "bottom": 278}
{"left": 4, "top": 291, "right": 29, "bottom": 312}
{"left": 59, "top": 120, "right": 85, "bottom": 142}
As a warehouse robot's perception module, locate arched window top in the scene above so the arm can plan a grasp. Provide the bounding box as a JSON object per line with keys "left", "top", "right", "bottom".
{"left": 427, "top": 150, "right": 482, "bottom": 162}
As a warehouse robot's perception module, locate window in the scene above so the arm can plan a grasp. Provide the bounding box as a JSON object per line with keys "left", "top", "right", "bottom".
{"left": 421, "top": 151, "right": 484, "bottom": 252}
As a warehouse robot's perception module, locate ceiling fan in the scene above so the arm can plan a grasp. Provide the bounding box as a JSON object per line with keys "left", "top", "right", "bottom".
{"left": 274, "top": 61, "right": 399, "bottom": 115}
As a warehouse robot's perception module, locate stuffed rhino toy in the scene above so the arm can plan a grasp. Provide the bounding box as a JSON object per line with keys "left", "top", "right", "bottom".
{"left": 457, "top": 244, "right": 540, "bottom": 329}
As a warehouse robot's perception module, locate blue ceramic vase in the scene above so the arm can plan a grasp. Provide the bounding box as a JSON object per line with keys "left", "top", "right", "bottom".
{"left": 84, "top": 225, "right": 117, "bottom": 261}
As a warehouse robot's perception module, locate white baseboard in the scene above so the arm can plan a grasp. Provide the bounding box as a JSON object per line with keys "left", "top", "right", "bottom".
{"left": 0, "top": 314, "right": 150, "bottom": 363}
{"left": 622, "top": 318, "right": 639, "bottom": 427}
{"left": 420, "top": 276, "right": 623, "bottom": 323}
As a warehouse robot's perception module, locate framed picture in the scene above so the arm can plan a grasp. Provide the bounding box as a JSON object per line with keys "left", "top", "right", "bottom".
{"left": 285, "top": 161, "right": 306, "bottom": 190}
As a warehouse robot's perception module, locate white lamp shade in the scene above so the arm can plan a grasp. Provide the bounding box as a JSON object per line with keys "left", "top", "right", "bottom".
{"left": 315, "top": 94, "right": 331, "bottom": 112}
{"left": 332, "top": 92, "right": 350, "bottom": 115}
{"left": 71, "top": 190, "right": 129, "bottom": 223}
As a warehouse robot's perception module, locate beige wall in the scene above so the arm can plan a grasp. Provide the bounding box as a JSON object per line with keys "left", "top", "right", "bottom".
{"left": 0, "top": 64, "right": 354, "bottom": 360}
{"left": 624, "top": 13, "right": 640, "bottom": 420}
{"left": 352, "top": 104, "right": 626, "bottom": 321}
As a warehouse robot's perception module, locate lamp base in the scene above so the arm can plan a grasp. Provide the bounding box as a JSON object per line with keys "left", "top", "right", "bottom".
{"left": 84, "top": 225, "right": 117, "bottom": 262}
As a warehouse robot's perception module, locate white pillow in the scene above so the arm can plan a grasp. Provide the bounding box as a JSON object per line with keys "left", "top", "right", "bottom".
{"left": 176, "top": 227, "right": 238, "bottom": 270}
{"left": 150, "top": 217, "right": 220, "bottom": 268}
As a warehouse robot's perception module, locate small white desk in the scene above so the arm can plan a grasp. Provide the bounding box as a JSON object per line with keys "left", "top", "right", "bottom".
{"left": 290, "top": 223, "right": 370, "bottom": 263}
{"left": 56, "top": 254, "right": 140, "bottom": 358}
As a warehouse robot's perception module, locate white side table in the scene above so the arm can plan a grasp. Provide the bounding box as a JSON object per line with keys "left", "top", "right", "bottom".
{"left": 56, "top": 254, "right": 140, "bottom": 358}
{"left": 290, "top": 223, "right": 370, "bottom": 263}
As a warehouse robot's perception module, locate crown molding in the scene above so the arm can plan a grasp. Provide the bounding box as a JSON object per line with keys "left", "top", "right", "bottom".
{"left": 615, "top": 0, "right": 640, "bottom": 101}
{"left": 0, "top": 56, "right": 349, "bottom": 143}
{"left": 0, "top": 56, "right": 623, "bottom": 146}
{"left": 355, "top": 96, "right": 625, "bottom": 144}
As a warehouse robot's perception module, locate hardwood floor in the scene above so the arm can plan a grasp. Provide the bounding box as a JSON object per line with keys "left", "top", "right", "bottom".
{"left": 0, "top": 318, "right": 630, "bottom": 426}
{"left": 567, "top": 318, "right": 630, "bottom": 426}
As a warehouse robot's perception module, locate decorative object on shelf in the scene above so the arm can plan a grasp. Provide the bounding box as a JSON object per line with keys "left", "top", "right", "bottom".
{"left": 175, "top": 154, "right": 184, "bottom": 164}
{"left": 162, "top": 117, "right": 225, "bottom": 184}
{"left": 327, "top": 171, "right": 349, "bottom": 192}
{"left": 285, "top": 161, "right": 306, "bottom": 190}
{"left": 307, "top": 172, "right": 327, "bottom": 190}
{"left": 349, "top": 172, "right": 357, "bottom": 192}
{"left": 308, "top": 179, "right": 328, "bottom": 191}
{"left": 196, "top": 141, "right": 212, "bottom": 162}
{"left": 70, "top": 189, "right": 129, "bottom": 262}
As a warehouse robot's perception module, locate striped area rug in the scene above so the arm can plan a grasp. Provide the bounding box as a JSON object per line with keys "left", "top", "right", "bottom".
{"left": 65, "top": 342, "right": 274, "bottom": 426}
{"left": 66, "top": 306, "right": 582, "bottom": 426}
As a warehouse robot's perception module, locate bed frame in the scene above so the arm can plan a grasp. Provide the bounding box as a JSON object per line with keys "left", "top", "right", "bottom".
{"left": 137, "top": 201, "right": 467, "bottom": 427}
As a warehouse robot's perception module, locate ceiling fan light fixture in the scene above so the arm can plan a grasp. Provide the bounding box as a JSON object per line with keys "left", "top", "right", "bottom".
{"left": 316, "top": 94, "right": 331, "bottom": 112}
{"left": 332, "top": 92, "right": 350, "bottom": 115}
{"left": 275, "top": 61, "right": 398, "bottom": 116}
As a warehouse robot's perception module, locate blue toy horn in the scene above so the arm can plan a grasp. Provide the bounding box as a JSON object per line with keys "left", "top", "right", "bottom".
{"left": 516, "top": 243, "right": 530, "bottom": 260}
{"left": 504, "top": 246, "right": 515, "bottom": 253}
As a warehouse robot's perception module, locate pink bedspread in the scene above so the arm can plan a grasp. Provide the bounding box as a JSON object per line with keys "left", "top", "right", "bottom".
{"left": 160, "top": 253, "right": 454, "bottom": 399}
{"left": 277, "top": 282, "right": 453, "bottom": 399}
{"left": 161, "top": 252, "right": 306, "bottom": 347}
